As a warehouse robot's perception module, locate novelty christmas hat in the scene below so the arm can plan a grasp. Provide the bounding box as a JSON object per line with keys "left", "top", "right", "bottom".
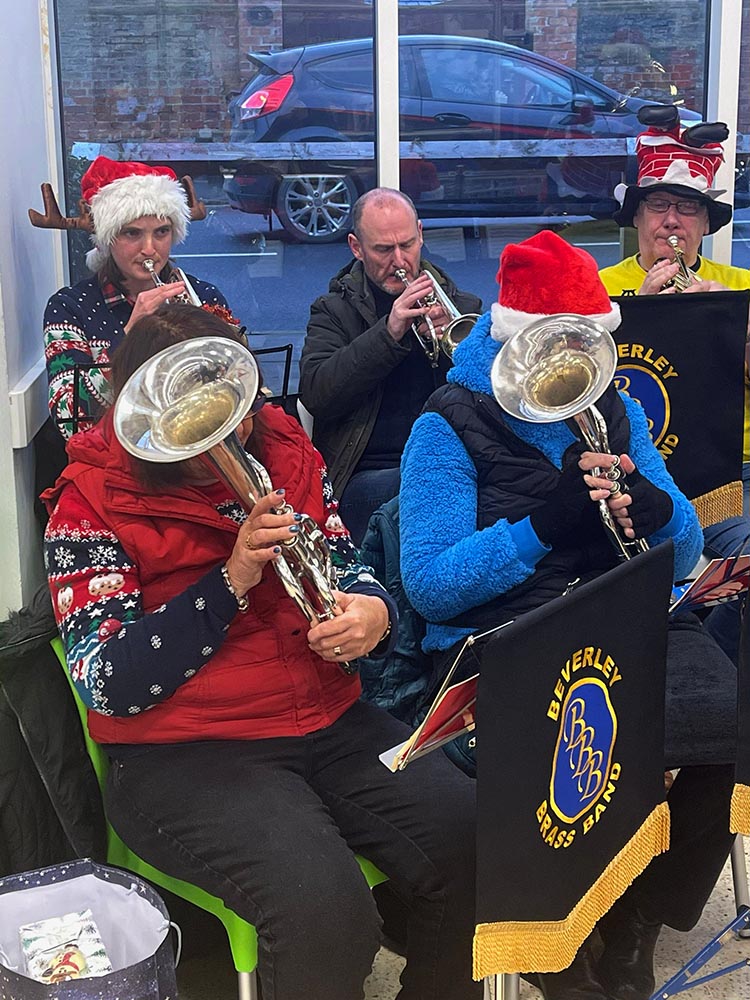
{"left": 613, "top": 113, "right": 732, "bottom": 233}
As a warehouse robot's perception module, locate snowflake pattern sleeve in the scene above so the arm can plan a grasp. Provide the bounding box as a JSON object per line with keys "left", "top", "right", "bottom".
{"left": 46, "top": 503, "right": 239, "bottom": 717}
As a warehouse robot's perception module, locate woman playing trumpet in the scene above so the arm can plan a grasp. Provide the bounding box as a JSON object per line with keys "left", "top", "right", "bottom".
{"left": 34, "top": 156, "right": 233, "bottom": 438}
{"left": 44, "top": 302, "right": 481, "bottom": 1000}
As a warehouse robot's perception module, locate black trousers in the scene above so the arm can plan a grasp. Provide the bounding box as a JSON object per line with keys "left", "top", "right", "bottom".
{"left": 105, "top": 700, "right": 481, "bottom": 1000}
{"left": 629, "top": 762, "right": 735, "bottom": 930}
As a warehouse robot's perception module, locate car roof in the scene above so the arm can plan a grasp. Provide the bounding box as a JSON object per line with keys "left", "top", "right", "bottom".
{"left": 249, "top": 34, "right": 626, "bottom": 100}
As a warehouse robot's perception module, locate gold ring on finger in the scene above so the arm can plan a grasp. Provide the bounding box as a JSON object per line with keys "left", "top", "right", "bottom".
{"left": 245, "top": 536, "right": 256, "bottom": 550}
{"left": 333, "top": 645, "right": 343, "bottom": 657}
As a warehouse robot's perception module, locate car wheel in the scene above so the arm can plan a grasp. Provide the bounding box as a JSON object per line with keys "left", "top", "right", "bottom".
{"left": 275, "top": 174, "right": 358, "bottom": 243}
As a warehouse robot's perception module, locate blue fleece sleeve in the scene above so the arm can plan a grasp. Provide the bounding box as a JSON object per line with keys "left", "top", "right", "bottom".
{"left": 621, "top": 393, "right": 703, "bottom": 579}
{"left": 400, "top": 411, "right": 549, "bottom": 622}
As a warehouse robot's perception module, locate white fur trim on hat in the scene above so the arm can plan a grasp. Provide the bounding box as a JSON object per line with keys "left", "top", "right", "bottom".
{"left": 88, "top": 173, "right": 190, "bottom": 264}
{"left": 490, "top": 300, "right": 622, "bottom": 342}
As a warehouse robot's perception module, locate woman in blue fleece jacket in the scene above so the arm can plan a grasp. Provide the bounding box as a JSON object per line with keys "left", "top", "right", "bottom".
{"left": 399, "top": 231, "right": 737, "bottom": 1000}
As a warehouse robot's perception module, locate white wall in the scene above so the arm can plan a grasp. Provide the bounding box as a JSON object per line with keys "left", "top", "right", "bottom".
{"left": 0, "top": 0, "right": 65, "bottom": 612}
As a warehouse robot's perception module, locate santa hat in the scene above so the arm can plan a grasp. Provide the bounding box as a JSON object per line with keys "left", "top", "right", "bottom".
{"left": 490, "top": 230, "right": 620, "bottom": 342}
{"left": 81, "top": 156, "right": 192, "bottom": 271}
{"left": 613, "top": 116, "right": 732, "bottom": 234}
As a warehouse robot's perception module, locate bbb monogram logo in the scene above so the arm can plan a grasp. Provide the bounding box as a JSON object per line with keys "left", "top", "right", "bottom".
{"left": 614, "top": 344, "right": 680, "bottom": 459}
{"left": 535, "top": 647, "right": 622, "bottom": 850}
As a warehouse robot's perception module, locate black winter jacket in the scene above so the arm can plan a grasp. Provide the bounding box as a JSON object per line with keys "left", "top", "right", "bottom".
{"left": 299, "top": 258, "right": 482, "bottom": 496}
{"left": 0, "top": 587, "right": 105, "bottom": 877}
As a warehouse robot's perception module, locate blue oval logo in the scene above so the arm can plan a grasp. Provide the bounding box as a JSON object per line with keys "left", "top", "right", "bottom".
{"left": 614, "top": 365, "right": 670, "bottom": 446}
{"left": 550, "top": 678, "right": 617, "bottom": 824}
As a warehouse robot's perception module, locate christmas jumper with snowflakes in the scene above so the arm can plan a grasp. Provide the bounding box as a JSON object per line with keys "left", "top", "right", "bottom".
{"left": 44, "top": 273, "right": 228, "bottom": 438}
{"left": 43, "top": 404, "right": 396, "bottom": 744}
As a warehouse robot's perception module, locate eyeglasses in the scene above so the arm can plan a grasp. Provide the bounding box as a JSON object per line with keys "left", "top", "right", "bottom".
{"left": 642, "top": 197, "right": 704, "bottom": 216}
{"left": 249, "top": 386, "right": 272, "bottom": 415}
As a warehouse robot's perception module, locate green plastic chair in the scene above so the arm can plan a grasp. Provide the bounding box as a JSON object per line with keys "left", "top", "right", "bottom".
{"left": 52, "top": 637, "right": 388, "bottom": 1000}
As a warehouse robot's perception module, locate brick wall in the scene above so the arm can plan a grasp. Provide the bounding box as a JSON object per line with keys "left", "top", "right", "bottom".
{"left": 57, "top": 0, "right": 283, "bottom": 142}
{"left": 526, "top": 0, "right": 710, "bottom": 112}
{"left": 525, "top": 0, "right": 577, "bottom": 66}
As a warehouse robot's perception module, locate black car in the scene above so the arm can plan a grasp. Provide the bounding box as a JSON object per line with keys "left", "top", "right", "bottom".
{"left": 224, "top": 35, "right": 699, "bottom": 243}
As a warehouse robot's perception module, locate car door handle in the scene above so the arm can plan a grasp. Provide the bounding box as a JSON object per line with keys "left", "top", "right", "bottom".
{"left": 433, "top": 113, "right": 472, "bottom": 126}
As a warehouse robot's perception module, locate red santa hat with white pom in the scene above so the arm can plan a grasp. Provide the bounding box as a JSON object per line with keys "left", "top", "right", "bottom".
{"left": 29, "top": 155, "right": 205, "bottom": 271}
{"left": 490, "top": 230, "right": 621, "bottom": 342}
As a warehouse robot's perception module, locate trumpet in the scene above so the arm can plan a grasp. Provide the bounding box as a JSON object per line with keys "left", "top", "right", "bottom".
{"left": 395, "top": 267, "right": 480, "bottom": 367}
{"left": 142, "top": 258, "right": 204, "bottom": 307}
{"left": 490, "top": 314, "right": 648, "bottom": 562}
{"left": 113, "top": 336, "right": 356, "bottom": 674}
{"left": 662, "top": 236, "right": 698, "bottom": 291}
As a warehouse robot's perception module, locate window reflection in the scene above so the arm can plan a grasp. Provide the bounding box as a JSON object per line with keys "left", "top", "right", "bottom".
{"left": 53, "top": 0, "right": 746, "bottom": 392}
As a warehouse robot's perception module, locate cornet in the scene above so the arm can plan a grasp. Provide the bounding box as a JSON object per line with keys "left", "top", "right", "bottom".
{"left": 395, "top": 267, "right": 480, "bottom": 367}
{"left": 113, "top": 336, "right": 356, "bottom": 673}
{"left": 661, "top": 236, "right": 698, "bottom": 291}
{"left": 142, "top": 258, "right": 205, "bottom": 307}
{"left": 490, "top": 314, "right": 648, "bottom": 562}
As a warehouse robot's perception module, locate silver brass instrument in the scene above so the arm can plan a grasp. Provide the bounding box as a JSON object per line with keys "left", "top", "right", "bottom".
{"left": 663, "top": 236, "right": 698, "bottom": 292}
{"left": 142, "top": 258, "right": 204, "bottom": 307}
{"left": 490, "top": 314, "right": 648, "bottom": 562}
{"left": 113, "top": 336, "right": 356, "bottom": 673}
{"left": 395, "top": 267, "right": 480, "bottom": 367}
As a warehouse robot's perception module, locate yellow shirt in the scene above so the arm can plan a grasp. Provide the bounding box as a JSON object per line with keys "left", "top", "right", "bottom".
{"left": 599, "top": 255, "right": 750, "bottom": 461}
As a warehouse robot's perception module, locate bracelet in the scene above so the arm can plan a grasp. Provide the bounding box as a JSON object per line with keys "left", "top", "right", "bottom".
{"left": 221, "top": 565, "right": 249, "bottom": 614}
{"left": 377, "top": 619, "right": 392, "bottom": 645}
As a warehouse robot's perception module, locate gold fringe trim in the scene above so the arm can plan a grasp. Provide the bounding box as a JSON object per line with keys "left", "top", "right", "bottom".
{"left": 730, "top": 784, "right": 750, "bottom": 835}
{"left": 692, "top": 481, "right": 743, "bottom": 528}
{"left": 472, "top": 801, "right": 670, "bottom": 979}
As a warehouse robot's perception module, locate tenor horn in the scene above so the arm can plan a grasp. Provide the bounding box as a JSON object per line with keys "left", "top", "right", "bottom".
{"left": 113, "top": 336, "right": 355, "bottom": 672}
{"left": 490, "top": 314, "right": 648, "bottom": 562}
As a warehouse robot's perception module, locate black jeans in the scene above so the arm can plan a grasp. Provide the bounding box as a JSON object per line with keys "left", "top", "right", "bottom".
{"left": 105, "top": 700, "right": 480, "bottom": 1000}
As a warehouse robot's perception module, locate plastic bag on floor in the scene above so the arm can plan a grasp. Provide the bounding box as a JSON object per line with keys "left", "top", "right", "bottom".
{"left": 0, "top": 858, "right": 177, "bottom": 999}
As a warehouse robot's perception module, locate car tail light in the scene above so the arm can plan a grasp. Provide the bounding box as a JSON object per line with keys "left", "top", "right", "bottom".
{"left": 239, "top": 74, "right": 294, "bottom": 120}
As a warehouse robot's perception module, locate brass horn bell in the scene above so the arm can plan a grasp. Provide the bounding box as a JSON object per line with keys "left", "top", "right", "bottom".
{"left": 113, "top": 337, "right": 355, "bottom": 671}
{"left": 490, "top": 314, "right": 648, "bottom": 562}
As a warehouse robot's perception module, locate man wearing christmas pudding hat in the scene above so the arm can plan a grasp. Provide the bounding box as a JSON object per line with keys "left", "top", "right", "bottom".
{"left": 599, "top": 106, "right": 749, "bottom": 297}
{"left": 30, "top": 156, "right": 237, "bottom": 439}
{"left": 600, "top": 107, "right": 750, "bottom": 666}
{"left": 399, "top": 229, "right": 737, "bottom": 1000}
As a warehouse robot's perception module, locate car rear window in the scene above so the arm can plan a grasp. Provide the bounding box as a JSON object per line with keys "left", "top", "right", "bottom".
{"left": 307, "top": 52, "right": 374, "bottom": 93}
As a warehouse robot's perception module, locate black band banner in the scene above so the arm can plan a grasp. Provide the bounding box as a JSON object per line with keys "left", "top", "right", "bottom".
{"left": 473, "top": 543, "right": 674, "bottom": 978}
{"left": 612, "top": 291, "right": 749, "bottom": 527}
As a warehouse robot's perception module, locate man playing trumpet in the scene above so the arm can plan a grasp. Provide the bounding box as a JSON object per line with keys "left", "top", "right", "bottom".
{"left": 599, "top": 111, "right": 750, "bottom": 664}
{"left": 599, "top": 108, "right": 749, "bottom": 298}
{"left": 299, "top": 187, "right": 482, "bottom": 544}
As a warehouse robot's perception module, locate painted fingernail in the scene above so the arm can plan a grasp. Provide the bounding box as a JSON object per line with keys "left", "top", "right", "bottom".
{"left": 273, "top": 546, "right": 281, "bottom": 553}
{"left": 276, "top": 488, "right": 285, "bottom": 496}
{"left": 289, "top": 525, "right": 299, "bottom": 533}
{"left": 294, "top": 513, "right": 303, "bottom": 522}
